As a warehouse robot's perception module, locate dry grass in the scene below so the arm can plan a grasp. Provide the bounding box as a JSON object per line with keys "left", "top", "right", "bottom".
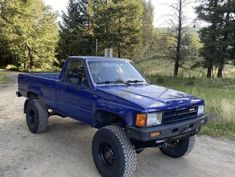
{"left": 137, "top": 57, "right": 235, "bottom": 139}
{"left": 220, "top": 99, "right": 235, "bottom": 123}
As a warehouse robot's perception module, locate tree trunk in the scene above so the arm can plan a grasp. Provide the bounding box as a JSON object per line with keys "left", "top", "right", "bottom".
{"left": 174, "top": 0, "right": 182, "bottom": 77}
{"left": 217, "top": 55, "right": 225, "bottom": 78}
{"left": 118, "top": 45, "right": 121, "bottom": 58}
{"left": 207, "top": 65, "right": 213, "bottom": 78}
{"left": 118, "top": 14, "right": 121, "bottom": 58}
{"left": 25, "top": 42, "right": 33, "bottom": 69}
{"left": 205, "top": 0, "right": 218, "bottom": 79}
{"left": 216, "top": 0, "right": 230, "bottom": 78}
{"left": 217, "top": 67, "right": 223, "bottom": 78}
{"left": 174, "top": 60, "right": 179, "bottom": 77}
{"left": 29, "top": 54, "right": 33, "bottom": 69}
{"left": 118, "top": 51, "right": 121, "bottom": 58}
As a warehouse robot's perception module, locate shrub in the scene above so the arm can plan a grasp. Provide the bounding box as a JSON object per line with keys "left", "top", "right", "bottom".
{"left": 5, "top": 64, "right": 18, "bottom": 71}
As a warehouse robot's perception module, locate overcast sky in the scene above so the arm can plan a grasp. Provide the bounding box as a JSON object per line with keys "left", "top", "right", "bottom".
{"left": 43, "top": 0, "right": 198, "bottom": 27}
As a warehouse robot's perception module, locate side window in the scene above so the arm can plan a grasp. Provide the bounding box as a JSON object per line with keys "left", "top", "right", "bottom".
{"left": 65, "top": 61, "right": 89, "bottom": 87}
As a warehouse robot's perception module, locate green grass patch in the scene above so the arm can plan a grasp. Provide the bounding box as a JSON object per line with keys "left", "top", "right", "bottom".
{"left": 146, "top": 74, "right": 235, "bottom": 140}
{"left": 0, "top": 72, "right": 8, "bottom": 84}
{"left": 200, "top": 123, "right": 235, "bottom": 140}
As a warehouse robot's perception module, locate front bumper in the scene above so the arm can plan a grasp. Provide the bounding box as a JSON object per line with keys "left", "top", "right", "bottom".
{"left": 126, "top": 115, "right": 208, "bottom": 142}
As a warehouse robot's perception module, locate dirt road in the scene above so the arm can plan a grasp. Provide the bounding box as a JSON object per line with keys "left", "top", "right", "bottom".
{"left": 0, "top": 72, "right": 235, "bottom": 177}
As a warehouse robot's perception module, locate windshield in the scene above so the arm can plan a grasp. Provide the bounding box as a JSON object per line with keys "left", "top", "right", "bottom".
{"left": 87, "top": 60, "right": 147, "bottom": 85}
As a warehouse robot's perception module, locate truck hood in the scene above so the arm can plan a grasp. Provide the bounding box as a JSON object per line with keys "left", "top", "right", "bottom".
{"left": 98, "top": 85, "right": 203, "bottom": 111}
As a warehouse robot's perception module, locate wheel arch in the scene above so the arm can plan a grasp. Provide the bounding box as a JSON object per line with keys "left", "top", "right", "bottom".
{"left": 27, "top": 91, "right": 39, "bottom": 99}
{"left": 93, "top": 110, "right": 126, "bottom": 128}
{"left": 24, "top": 92, "right": 47, "bottom": 113}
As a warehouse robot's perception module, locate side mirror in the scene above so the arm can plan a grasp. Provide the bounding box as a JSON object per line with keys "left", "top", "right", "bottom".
{"left": 78, "top": 78, "right": 89, "bottom": 89}
{"left": 77, "top": 79, "right": 82, "bottom": 86}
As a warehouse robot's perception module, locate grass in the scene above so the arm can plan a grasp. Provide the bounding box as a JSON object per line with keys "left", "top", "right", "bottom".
{"left": 136, "top": 57, "right": 235, "bottom": 140}
{"left": 146, "top": 75, "right": 235, "bottom": 140}
{"left": 202, "top": 123, "right": 235, "bottom": 139}
{"left": 0, "top": 72, "right": 8, "bottom": 84}
{"left": 136, "top": 56, "right": 235, "bottom": 78}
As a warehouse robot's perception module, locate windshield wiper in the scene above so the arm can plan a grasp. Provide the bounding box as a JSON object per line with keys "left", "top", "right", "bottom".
{"left": 96, "top": 81, "right": 113, "bottom": 85}
{"left": 96, "top": 80, "right": 131, "bottom": 86}
{"left": 126, "top": 80, "right": 144, "bottom": 83}
{"left": 116, "top": 80, "right": 131, "bottom": 86}
{"left": 127, "top": 80, "right": 152, "bottom": 85}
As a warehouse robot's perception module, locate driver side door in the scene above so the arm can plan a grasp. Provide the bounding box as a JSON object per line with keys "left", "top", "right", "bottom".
{"left": 56, "top": 60, "right": 93, "bottom": 124}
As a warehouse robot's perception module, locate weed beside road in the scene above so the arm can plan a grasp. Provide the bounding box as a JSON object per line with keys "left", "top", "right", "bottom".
{"left": 0, "top": 72, "right": 8, "bottom": 84}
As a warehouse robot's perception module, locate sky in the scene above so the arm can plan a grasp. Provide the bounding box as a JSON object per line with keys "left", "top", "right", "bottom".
{"left": 43, "top": 0, "right": 198, "bottom": 27}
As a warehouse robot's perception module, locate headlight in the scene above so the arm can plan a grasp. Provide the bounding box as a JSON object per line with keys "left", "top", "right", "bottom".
{"left": 197, "top": 105, "right": 205, "bottom": 116}
{"left": 147, "top": 112, "right": 162, "bottom": 127}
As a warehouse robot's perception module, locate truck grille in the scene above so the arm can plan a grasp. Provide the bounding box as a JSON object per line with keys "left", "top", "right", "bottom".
{"left": 163, "top": 106, "right": 198, "bottom": 124}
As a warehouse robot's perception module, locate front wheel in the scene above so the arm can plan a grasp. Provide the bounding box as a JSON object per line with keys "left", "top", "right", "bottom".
{"left": 92, "top": 125, "right": 137, "bottom": 177}
{"left": 160, "top": 136, "right": 195, "bottom": 158}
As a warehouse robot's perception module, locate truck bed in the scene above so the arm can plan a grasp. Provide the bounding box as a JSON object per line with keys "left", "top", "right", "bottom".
{"left": 18, "top": 73, "right": 60, "bottom": 109}
{"left": 23, "top": 73, "right": 60, "bottom": 80}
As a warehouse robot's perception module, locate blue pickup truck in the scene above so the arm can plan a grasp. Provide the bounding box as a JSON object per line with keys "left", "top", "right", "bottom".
{"left": 17, "top": 56, "right": 207, "bottom": 177}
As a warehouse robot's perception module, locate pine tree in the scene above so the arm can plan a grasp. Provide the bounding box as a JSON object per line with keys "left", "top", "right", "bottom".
{"left": 140, "top": 0, "right": 156, "bottom": 58}
{"left": 57, "top": 0, "right": 94, "bottom": 63}
{"left": 216, "top": 0, "right": 235, "bottom": 78}
{"left": 196, "top": 0, "right": 235, "bottom": 78}
{"left": 91, "top": 0, "right": 143, "bottom": 58}
{"left": 142, "top": 0, "right": 154, "bottom": 47}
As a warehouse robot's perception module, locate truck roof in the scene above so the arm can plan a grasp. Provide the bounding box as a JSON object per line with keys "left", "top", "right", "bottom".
{"left": 68, "top": 56, "right": 131, "bottom": 62}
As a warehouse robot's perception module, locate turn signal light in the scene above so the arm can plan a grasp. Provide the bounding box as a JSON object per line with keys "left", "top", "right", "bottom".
{"left": 136, "top": 114, "right": 147, "bottom": 127}
{"left": 150, "top": 131, "right": 161, "bottom": 138}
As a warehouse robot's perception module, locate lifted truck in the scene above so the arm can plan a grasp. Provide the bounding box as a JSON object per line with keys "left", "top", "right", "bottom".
{"left": 17, "top": 56, "right": 208, "bottom": 177}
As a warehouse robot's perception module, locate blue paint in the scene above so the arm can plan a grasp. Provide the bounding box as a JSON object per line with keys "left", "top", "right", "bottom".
{"left": 18, "top": 56, "right": 205, "bottom": 128}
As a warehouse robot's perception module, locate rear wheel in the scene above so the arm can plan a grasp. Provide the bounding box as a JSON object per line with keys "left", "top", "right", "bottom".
{"left": 25, "top": 99, "right": 48, "bottom": 133}
{"left": 160, "top": 136, "right": 195, "bottom": 158}
{"left": 92, "top": 125, "right": 137, "bottom": 177}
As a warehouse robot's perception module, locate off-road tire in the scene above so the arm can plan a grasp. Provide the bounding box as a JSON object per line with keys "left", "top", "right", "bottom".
{"left": 160, "top": 136, "right": 195, "bottom": 158}
{"left": 92, "top": 125, "right": 137, "bottom": 177}
{"left": 25, "top": 99, "right": 48, "bottom": 133}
